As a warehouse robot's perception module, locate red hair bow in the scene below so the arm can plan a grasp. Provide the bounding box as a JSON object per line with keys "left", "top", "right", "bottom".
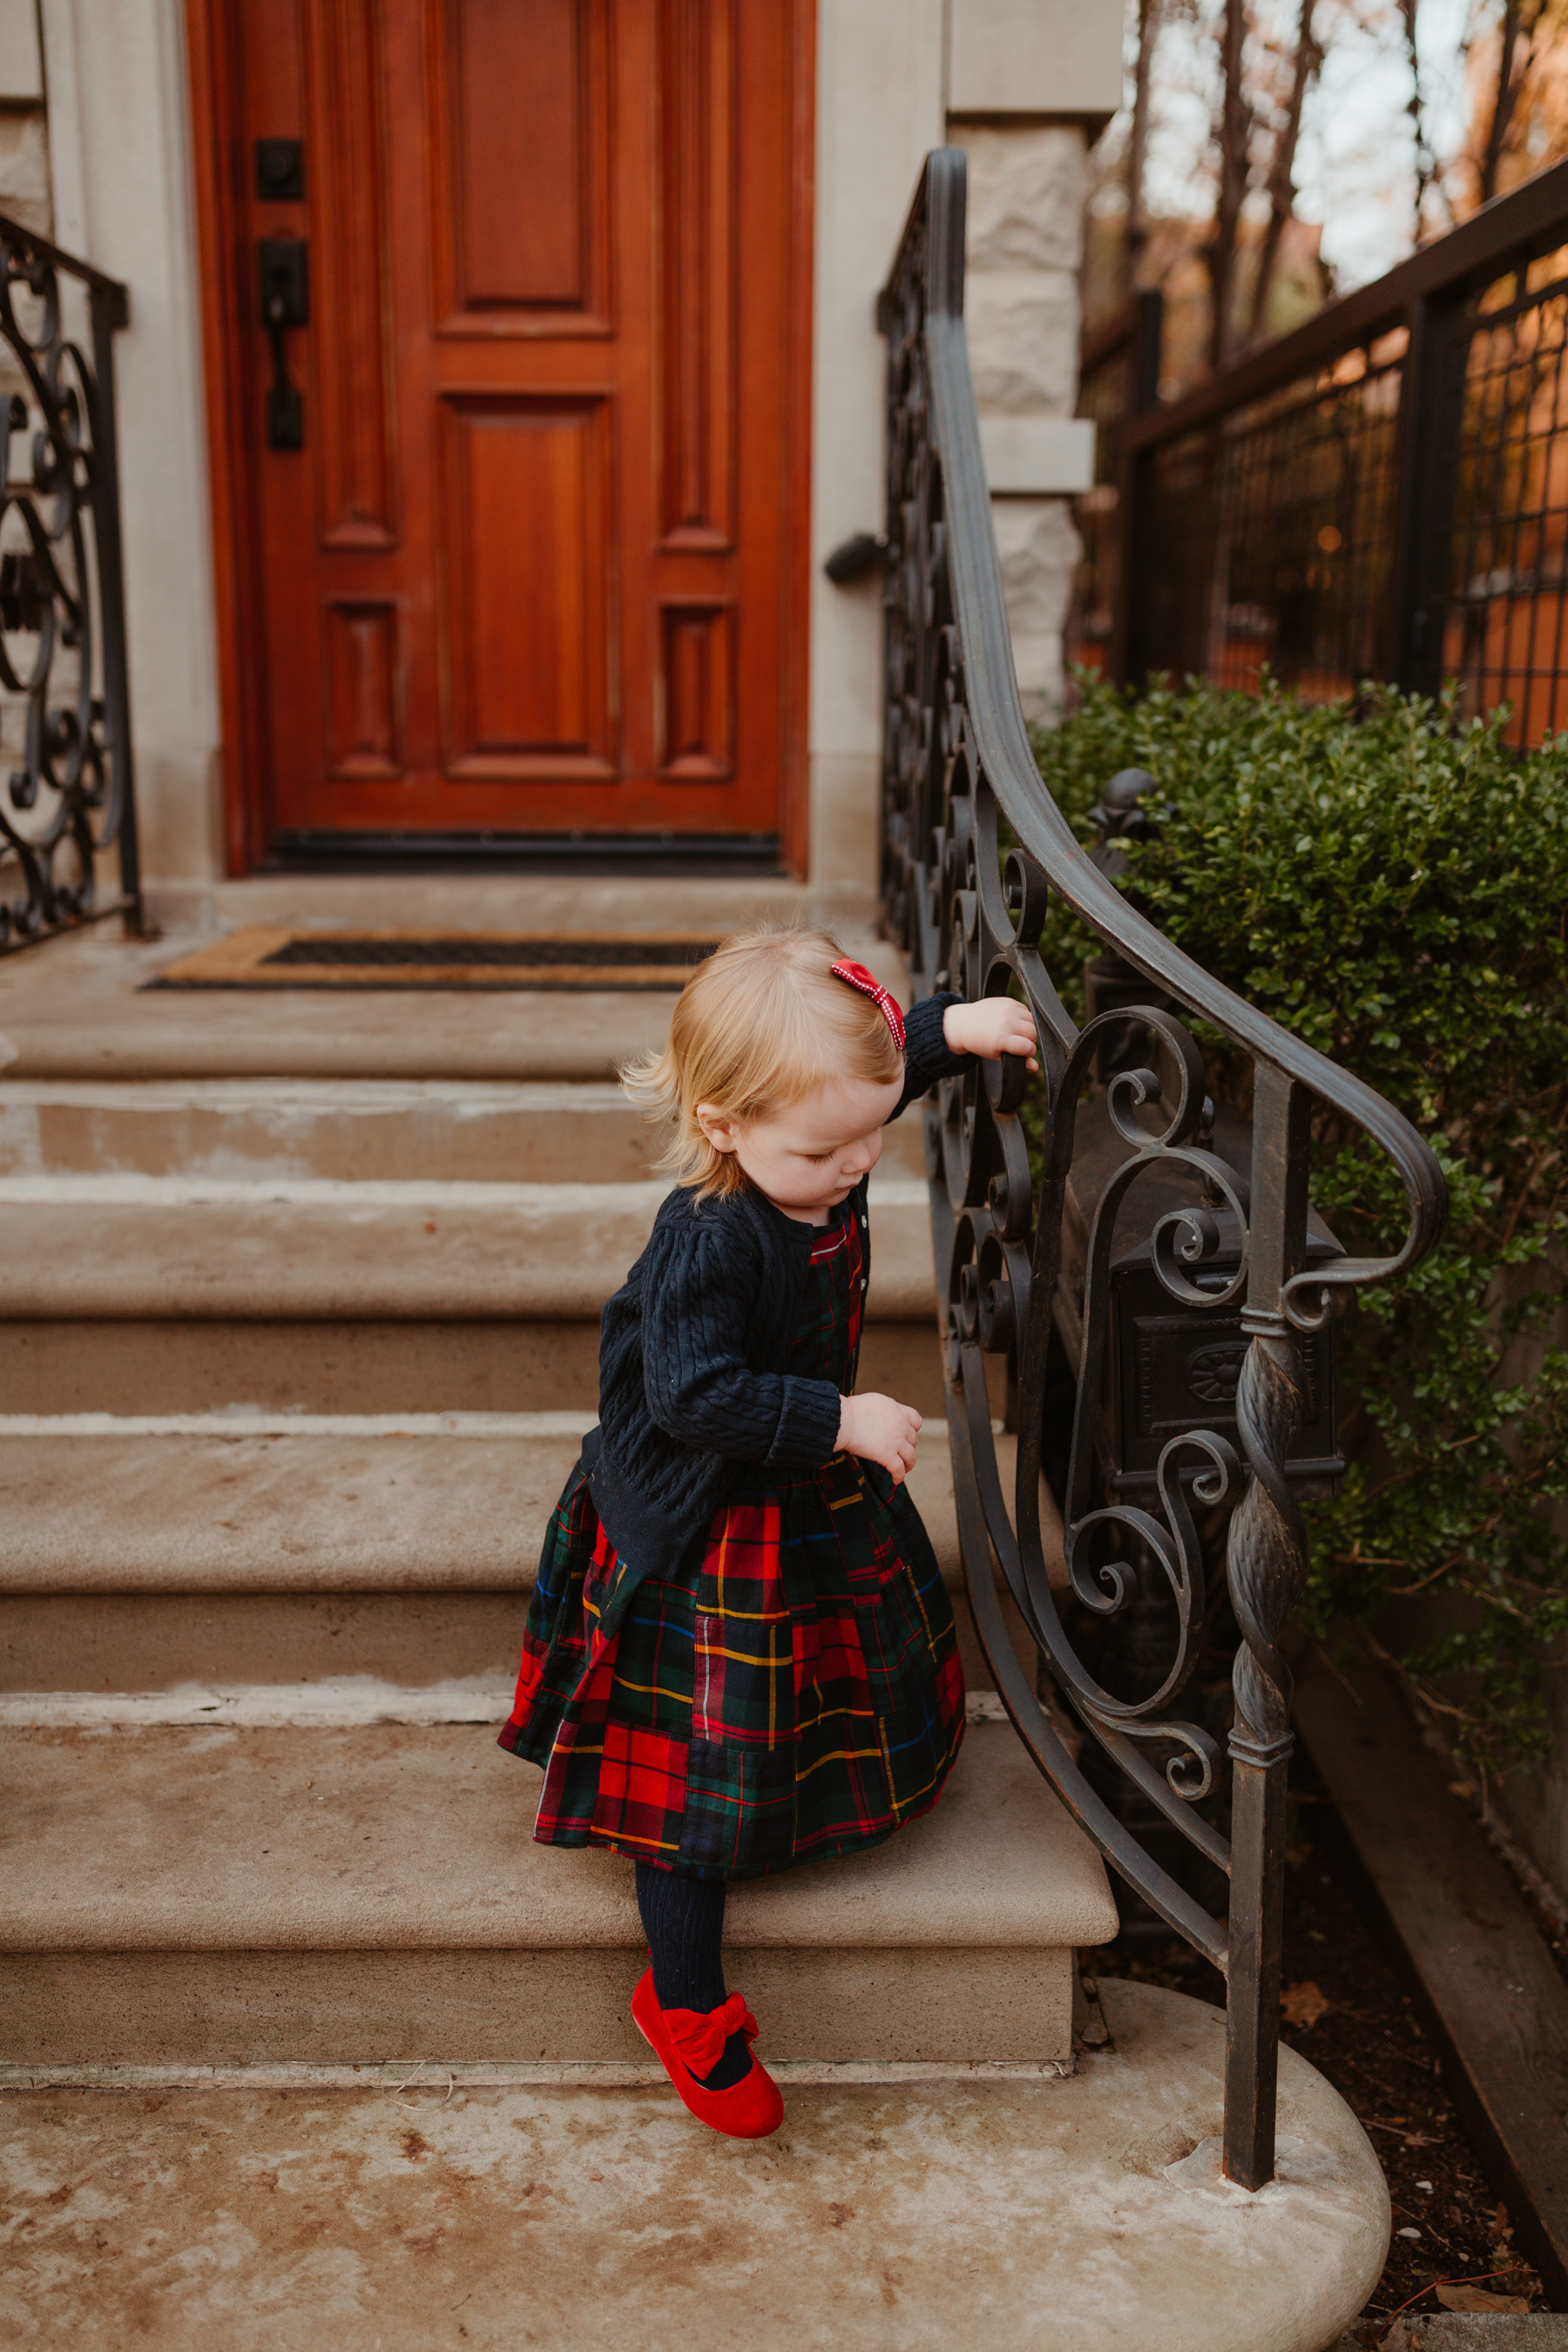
{"left": 661, "top": 1991, "right": 760, "bottom": 2078}
{"left": 829, "top": 958, "right": 906, "bottom": 1051}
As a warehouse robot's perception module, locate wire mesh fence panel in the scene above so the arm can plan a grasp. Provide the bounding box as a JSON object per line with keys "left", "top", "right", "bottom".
{"left": 1097, "top": 166, "right": 1568, "bottom": 747}
{"left": 1065, "top": 330, "right": 1138, "bottom": 679}
{"left": 1140, "top": 350, "right": 1405, "bottom": 698}
{"left": 1448, "top": 250, "right": 1568, "bottom": 744}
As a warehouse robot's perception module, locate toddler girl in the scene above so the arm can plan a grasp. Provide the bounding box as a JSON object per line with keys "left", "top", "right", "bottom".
{"left": 497, "top": 927, "right": 1037, "bottom": 2138}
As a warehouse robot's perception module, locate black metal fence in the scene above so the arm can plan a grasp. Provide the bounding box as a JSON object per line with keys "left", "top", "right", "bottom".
{"left": 1071, "top": 161, "right": 1568, "bottom": 744}
{"left": 0, "top": 213, "right": 139, "bottom": 946}
{"left": 1065, "top": 292, "right": 1162, "bottom": 681}
{"left": 881, "top": 148, "right": 1446, "bottom": 2190}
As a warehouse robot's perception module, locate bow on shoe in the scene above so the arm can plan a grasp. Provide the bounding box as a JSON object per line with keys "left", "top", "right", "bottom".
{"left": 662, "top": 1991, "right": 760, "bottom": 2078}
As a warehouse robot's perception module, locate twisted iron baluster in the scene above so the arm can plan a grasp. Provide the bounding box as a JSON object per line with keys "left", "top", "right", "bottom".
{"left": 1221, "top": 1066, "right": 1314, "bottom": 2187}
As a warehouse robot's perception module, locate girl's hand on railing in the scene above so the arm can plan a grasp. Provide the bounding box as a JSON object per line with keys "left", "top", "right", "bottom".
{"left": 837, "top": 1392, "right": 923, "bottom": 1484}
{"left": 942, "top": 997, "right": 1039, "bottom": 1070}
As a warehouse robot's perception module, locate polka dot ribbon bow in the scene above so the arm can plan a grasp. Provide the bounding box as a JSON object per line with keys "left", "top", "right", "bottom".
{"left": 829, "top": 958, "right": 906, "bottom": 1051}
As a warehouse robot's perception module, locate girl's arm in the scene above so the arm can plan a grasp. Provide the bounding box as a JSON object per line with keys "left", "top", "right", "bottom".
{"left": 886, "top": 991, "right": 1039, "bottom": 1123}
{"left": 887, "top": 993, "right": 967, "bottom": 1120}
{"left": 641, "top": 1222, "right": 842, "bottom": 1469}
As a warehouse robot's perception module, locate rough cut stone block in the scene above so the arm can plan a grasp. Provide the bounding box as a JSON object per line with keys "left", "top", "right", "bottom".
{"left": 967, "top": 272, "right": 1081, "bottom": 416}
{"left": 958, "top": 124, "right": 1088, "bottom": 274}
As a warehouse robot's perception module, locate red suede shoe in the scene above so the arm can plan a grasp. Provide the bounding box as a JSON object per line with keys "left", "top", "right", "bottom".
{"left": 631, "top": 1966, "right": 784, "bottom": 2139}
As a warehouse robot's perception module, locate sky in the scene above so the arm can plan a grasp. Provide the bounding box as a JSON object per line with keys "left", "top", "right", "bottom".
{"left": 1135, "top": 0, "right": 1477, "bottom": 291}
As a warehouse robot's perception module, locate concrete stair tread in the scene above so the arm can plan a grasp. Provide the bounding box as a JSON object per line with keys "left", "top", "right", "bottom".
{"left": 0, "top": 1175, "right": 935, "bottom": 1320}
{"left": 0, "top": 986, "right": 676, "bottom": 1082}
{"left": 0, "top": 1718, "right": 1119, "bottom": 1952}
{"left": 0, "top": 1425, "right": 585, "bottom": 1592}
{"left": 0, "top": 1421, "right": 970, "bottom": 1594}
{"left": 0, "top": 1078, "right": 666, "bottom": 1184}
{"left": 0, "top": 1980, "right": 1389, "bottom": 2352}
{"left": 0, "top": 1076, "right": 929, "bottom": 1184}
{"left": 0, "top": 910, "right": 900, "bottom": 1081}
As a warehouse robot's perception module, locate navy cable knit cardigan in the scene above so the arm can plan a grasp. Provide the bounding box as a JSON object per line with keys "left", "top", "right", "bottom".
{"left": 579, "top": 991, "right": 965, "bottom": 1627}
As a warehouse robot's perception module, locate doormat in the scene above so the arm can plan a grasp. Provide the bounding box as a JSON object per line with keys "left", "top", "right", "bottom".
{"left": 145, "top": 928, "right": 720, "bottom": 992}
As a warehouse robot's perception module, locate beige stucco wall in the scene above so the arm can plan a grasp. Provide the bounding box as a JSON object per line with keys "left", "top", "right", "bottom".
{"left": 37, "top": 0, "right": 223, "bottom": 923}
{"left": 806, "top": 0, "right": 946, "bottom": 896}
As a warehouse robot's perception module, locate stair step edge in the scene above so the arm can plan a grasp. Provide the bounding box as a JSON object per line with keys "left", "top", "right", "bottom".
{"left": 1, "top": 1719, "right": 1120, "bottom": 1953}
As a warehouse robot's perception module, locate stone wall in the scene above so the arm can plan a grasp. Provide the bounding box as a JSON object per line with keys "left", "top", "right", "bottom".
{"left": 953, "top": 124, "right": 1090, "bottom": 727}
{"left": 0, "top": 5, "right": 47, "bottom": 233}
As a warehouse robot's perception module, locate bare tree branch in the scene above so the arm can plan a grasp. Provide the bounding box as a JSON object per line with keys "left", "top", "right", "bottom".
{"left": 1397, "top": 0, "right": 1443, "bottom": 233}
{"left": 1206, "top": 0, "right": 1254, "bottom": 367}
{"left": 1125, "top": 0, "right": 1162, "bottom": 293}
{"left": 1479, "top": 0, "right": 1548, "bottom": 202}
{"left": 1247, "top": 0, "right": 1324, "bottom": 338}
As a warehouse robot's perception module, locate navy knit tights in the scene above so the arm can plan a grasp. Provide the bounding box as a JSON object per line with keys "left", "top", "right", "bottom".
{"left": 634, "top": 1863, "right": 752, "bottom": 2091}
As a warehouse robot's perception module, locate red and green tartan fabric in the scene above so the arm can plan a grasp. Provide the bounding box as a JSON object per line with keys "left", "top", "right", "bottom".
{"left": 498, "top": 1202, "right": 966, "bottom": 1879}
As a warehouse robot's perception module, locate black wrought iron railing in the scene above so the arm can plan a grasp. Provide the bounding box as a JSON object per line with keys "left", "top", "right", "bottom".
{"left": 878, "top": 150, "right": 1448, "bottom": 2191}
{"left": 0, "top": 213, "right": 139, "bottom": 947}
{"left": 1093, "top": 159, "right": 1568, "bottom": 741}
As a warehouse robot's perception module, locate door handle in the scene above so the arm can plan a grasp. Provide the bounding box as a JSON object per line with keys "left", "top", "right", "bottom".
{"left": 259, "top": 237, "right": 308, "bottom": 452}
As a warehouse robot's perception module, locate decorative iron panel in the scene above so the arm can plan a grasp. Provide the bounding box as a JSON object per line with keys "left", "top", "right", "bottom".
{"left": 0, "top": 213, "right": 139, "bottom": 947}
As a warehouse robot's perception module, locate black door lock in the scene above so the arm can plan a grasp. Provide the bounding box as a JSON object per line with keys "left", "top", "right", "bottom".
{"left": 255, "top": 139, "right": 305, "bottom": 202}
{"left": 259, "top": 237, "right": 308, "bottom": 452}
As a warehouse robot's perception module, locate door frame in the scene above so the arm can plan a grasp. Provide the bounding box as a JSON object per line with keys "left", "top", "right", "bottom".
{"left": 183, "top": 0, "right": 817, "bottom": 879}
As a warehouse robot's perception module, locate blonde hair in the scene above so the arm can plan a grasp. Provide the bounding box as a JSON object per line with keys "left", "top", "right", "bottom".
{"left": 623, "top": 926, "right": 904, "bottom": 1200}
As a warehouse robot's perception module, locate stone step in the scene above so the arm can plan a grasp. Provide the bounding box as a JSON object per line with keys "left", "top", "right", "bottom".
{"left": 0, "top": 1977, "right": 1389, "bottom": 2352}
{"left": 0, "top": 1984, "right": 1391, "bottom": 2352}
{"left": 0, "top": 1076, "right": 929, "bottom": 1184}
{"left": 0, "top": 1417, "right": 1047, "bottom": 1701}
{"left": 0, "top": 904, "right": 897, "bottom": 1082}
{"left": 0, "top": 1719, "right": 1119, "bottom": 2066}
{"left": 179, "top": 871, "right": 862, "bottom": 938}
{"left": 0, "top": 1174, "right": 935, "bottom": 1321}
{"left": 0, "top": 1314, "right": 955, "bottom": 1418}
{"left": 3, "top": 977, "right": 676, "bottom": 1083}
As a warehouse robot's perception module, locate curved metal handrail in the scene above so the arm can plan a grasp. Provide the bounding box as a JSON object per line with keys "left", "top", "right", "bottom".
{"left": 879, "top": 150, "right": 1447, "bottom": 2189}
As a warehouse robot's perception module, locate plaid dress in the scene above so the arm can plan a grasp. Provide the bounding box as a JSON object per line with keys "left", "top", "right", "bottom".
{"left": 498, "top": 1202, "right": 965, "bottom": 1878}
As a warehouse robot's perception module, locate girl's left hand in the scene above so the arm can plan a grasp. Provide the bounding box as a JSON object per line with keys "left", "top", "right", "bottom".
{"left": 943, "top": 997, "right": 1039, "bottom": 1071}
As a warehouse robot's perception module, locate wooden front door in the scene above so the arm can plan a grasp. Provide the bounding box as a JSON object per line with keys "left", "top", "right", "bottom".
{"left": 192, "top": 0, "right": 813, "bottom": 866}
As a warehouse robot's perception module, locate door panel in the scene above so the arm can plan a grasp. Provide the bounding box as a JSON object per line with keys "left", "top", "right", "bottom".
{"left": 212, "top": 0, "right": 809, "bottom": 853}
{"left": 303, "top": 0, "right": 395, "bottom": 547}
{"left": 432, "top": 0, "right": 611, "bottom": 329}
{"left": 659, "top": 0, "right": 735, "bottom": 546}
{"left": 439, "top": 394, "right": 615, "bottom": 776}
{"left": 324, "top": 601, "right": 402, "bottom": 779}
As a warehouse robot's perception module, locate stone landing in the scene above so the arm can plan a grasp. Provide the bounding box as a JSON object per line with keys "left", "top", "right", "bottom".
{"left": 0, "top": 1982, "right": 1387, "bottom": 2352}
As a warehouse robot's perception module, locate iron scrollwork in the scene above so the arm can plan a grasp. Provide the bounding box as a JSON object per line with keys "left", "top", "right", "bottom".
{"left": 0, "top": 213, "right": 139, "bottom": 948}
{"left": 879, "top": 151, "right": 1448, "bottom": 2190}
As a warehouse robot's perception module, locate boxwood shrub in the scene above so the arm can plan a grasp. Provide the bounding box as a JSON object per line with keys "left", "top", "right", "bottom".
{"left": 1026, "top": 673, "right": 1568, "bottom": 1767}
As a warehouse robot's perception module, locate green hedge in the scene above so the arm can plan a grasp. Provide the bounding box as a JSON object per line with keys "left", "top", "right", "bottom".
{"left": 1027, "top": 674, "right": 1568, "bottom": 1767}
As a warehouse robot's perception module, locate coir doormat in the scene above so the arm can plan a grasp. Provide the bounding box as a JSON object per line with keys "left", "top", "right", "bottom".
{"left": 146, "top": 928, "right": 720, "bottom": 992}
